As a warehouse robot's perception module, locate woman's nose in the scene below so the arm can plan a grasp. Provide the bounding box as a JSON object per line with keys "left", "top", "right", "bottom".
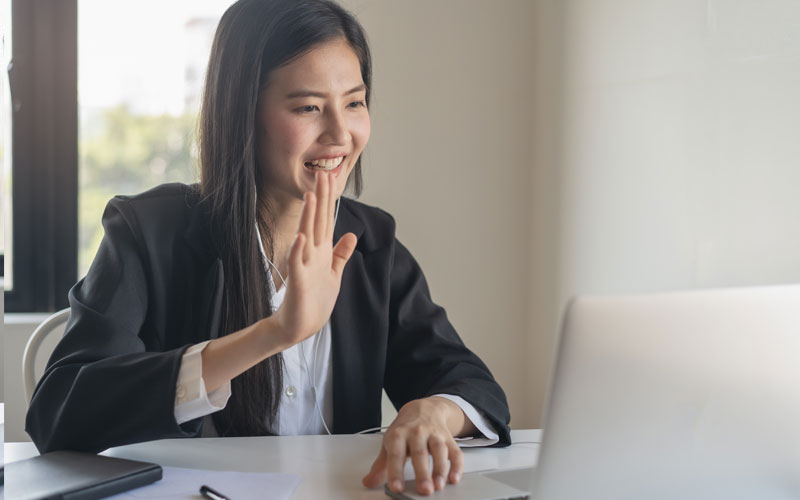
{"left": 320, "top": 109, "right": 351, "bottom": 145}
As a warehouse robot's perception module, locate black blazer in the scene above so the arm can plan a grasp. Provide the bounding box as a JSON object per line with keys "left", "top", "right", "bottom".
{"left": 26, "top": 183, "right": 511, "bottom": 453}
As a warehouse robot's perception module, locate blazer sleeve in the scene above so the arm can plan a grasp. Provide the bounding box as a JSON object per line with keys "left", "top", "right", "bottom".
{"left": 383, "top": 240, "right": 512, "bottom": 446}
{"left": 25, "top": 198, "right": 203, "bottom": 453}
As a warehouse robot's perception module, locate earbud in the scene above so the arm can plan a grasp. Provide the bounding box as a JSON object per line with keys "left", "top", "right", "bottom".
{"left": 254, "top": 197, "right": 340, "bottom": 435}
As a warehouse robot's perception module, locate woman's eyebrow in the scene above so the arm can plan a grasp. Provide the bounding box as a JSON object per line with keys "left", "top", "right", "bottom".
{"left": 286, "top": 84, "right": 367, "bottom": 99}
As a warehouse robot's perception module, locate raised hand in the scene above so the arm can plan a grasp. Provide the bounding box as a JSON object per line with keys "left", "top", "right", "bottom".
{"left": 198, "top": 172, "right": 356, "bottom": 394}
{"left": 271, "top": 171, "right": 357, "bottom": 347}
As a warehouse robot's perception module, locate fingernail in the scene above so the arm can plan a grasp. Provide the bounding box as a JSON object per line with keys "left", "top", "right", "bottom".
{"left": 422, "top": 479, "right": 433, "bottom": 492}
{"left": 435, "top": 475, "right": 445, "bottom": 490}
{"left": 391, "top": 479, "right": 404, "bottom": 492}
{"left": 453, "top": 472, "right": 462, "bottom": 483}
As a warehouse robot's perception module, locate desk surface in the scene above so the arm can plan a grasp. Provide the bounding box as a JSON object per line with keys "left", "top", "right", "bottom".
{"left": 5, "top": 430, "right": 540, "bottom": 499}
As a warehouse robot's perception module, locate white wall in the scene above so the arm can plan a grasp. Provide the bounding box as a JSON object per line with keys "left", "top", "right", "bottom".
{"left": 527, "top": 0, "right": 566, "bottom": 431}
{"left": 557, "top": 0, "right": 800, "bottom": 300}
{"left": 527, "top": 0, "right": 800, "bottom": 424}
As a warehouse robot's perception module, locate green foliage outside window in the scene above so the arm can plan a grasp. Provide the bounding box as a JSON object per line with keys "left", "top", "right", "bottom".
{"left": 79, "top": 105, "right": 199, "bottom": 276}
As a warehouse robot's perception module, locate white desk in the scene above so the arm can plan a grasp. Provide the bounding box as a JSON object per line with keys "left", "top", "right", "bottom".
{"left": 4, "top": 430, "right": 540, "bottom": 499}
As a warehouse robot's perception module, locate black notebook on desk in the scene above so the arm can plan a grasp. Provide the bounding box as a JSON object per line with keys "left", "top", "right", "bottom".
{"left": 5, "top": 450, "right": 162, "bottom": 500}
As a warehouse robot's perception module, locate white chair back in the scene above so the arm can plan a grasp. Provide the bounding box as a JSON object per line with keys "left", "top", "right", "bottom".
{"left": 23, "top": 308, "right": 71, "bottom": 405}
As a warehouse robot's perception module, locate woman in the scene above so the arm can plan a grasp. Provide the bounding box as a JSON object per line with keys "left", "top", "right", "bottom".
{"left": 26, "top": 0, "right": 511, "bottom": 495}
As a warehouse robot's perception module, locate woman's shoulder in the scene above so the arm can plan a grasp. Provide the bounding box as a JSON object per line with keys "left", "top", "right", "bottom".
{"left": 105, "top": 182, "right": 201, "bottom": 220}
{"left": 338, "top": 196, "right": 394, "bottom": 224}
{"left": 102, "top": 182, "right": 206, "bottom": 246}
{"left": 110, "top": 182, "right": 200, "bottom": 210}
{"left": 338, "top": 197, "right": 397, "bottom": 251}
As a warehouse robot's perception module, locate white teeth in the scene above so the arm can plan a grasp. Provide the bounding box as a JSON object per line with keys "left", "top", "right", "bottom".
{"left": 307, "top": 156, "right": 344, "bottom": 170}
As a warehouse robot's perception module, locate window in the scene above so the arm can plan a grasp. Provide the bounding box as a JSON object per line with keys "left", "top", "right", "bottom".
{"left": 77, "top": 0, "right": 232, "bottom": 276}
{"left": 2, "top": 0, "right": 11, "bottom": 284}
{"left": 6, "top": 0, "right": 232, "bottom": 312}
{"left": 5, "top": 0, "right": 77, "bottom": 312}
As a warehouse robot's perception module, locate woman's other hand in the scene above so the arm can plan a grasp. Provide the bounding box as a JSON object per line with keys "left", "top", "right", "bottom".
{"left": 272, "top": 171, "right": 357, "bottom": 347}
{"left": 362, "top": 396, "right": 476, "bottom": 496}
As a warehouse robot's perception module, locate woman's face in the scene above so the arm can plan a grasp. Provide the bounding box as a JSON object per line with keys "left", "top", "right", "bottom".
{"left": 257, "top": 38, "right": 371, "bottom": 206}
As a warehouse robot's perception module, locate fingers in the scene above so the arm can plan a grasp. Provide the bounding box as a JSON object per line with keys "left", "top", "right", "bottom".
{"left": 384, "top": 433, "right": 407, "bottom": 494}
{"left": 298, "top": 191, "right": 316, "bottom": 261}
{"left": 314, "top": 171, "right": 329, "bottom": 244}
{"left": 328, "top": 173, "right": 337, "bottom": 241}
{"left": 361, "top": 447, "right": 387, "bottom": 489}
{"left": 287, "top": 233, "right": 305, "bottom": 274}
{"left": 408, "top": 432, "right": 433, "bottom": 495}
{"left": 447, "top": 441, "right": 464, "bottom": 484}
{"left": 430, "top": 436, "right": 449, "bottom": 491}
{"left": 331, "top": 233, "right": 357, "bottom": 277}
{"left": 363, "top": 434, "right": 460, "bottom": 494}
{"left": 297, "top": 172, "right": 338, "bottom": 259}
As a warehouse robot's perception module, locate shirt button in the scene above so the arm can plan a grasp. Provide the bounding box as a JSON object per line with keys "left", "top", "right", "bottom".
{"left": 285, "top": 385, "right": 296, "bottom": 398}
{"left": 176, "top": 385, "right": 186, "bottom": 400}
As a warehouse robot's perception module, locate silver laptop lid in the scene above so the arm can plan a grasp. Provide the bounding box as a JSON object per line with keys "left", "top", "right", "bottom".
{"left": 534, "top": 285, "right": 800, "bottom": 500}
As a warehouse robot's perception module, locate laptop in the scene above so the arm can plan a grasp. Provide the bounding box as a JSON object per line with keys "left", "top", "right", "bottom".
{"left": 387, "top": 284, "right": 800, "bottom": 499}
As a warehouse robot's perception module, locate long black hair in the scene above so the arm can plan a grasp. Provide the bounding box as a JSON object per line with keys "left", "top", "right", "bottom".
{"left": 198, "top": 0, "right": 372, "bottom": 436}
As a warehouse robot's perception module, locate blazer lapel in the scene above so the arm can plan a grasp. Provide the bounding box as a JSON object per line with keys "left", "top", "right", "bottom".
{"left": 330, "top": 200, "right": 386, "bottom": 434}
{"left": 182, "top": 194, "right": 216, "bottom": 262}
{"left": 200, "top": 258, "right": 224, "bottom": 341}
{"left": 182, "top": 195, "right": 224, "bottom": 342}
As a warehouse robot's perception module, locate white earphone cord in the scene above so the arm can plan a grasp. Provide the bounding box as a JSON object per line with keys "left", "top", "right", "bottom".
{"left": 255, "top": 197, "right": 341, "bottom": 436}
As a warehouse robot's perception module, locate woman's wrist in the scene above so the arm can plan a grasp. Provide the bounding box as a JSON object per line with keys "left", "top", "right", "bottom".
{"left": 426, "top": 396, "right": 476, "bottom": 438}
{"left": 200, "top": 316, "right": 290, "bottom": 393}
{"left": 255, "top": 314, "right": 297, "bottom": 354}
{"left": 261, "top": 309, "right": 301, "bottom": 349}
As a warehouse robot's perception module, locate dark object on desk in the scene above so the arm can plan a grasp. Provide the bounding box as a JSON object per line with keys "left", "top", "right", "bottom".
{"left": 5, "top": 450, "right": 161, "bottom": 500}
{"left": 200, "top": 484, "right": 231, "bottom": 500}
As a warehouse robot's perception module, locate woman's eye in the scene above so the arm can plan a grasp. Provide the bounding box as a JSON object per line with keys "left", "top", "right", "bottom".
{"left": 296, "top": 105, "right": 319, "bottom": 113}
{"left": 348, "top": 101, "right": 366, "bottom": 109}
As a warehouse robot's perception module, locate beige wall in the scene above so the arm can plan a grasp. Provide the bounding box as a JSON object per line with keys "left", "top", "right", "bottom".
{"left": 342, "top": 0, "right": 539, "bottom": 428}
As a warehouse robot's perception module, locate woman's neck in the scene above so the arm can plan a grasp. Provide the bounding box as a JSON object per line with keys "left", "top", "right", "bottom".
{"left": 257, "top": 192, "right": 304, "bottom": 288}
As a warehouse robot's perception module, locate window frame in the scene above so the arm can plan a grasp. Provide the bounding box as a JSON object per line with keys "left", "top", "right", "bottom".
{"left": 5, "top": 0, "right": 78, "bottom": 312}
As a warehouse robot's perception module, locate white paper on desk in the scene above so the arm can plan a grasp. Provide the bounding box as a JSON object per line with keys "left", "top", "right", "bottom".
{"left": 107, "top": 466, "right": 302, "bottom": 500}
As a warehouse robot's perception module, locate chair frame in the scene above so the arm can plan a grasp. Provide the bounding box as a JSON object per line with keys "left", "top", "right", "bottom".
{"left": 23, "top": 308, "right": 71, "bottom": 404}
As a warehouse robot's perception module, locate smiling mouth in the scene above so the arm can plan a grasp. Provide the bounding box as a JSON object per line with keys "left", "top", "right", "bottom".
{"left": 304, "top": 155, "right": 346, "bottom": 171}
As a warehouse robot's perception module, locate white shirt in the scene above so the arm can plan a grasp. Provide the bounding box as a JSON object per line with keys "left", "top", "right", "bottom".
{"left": 173, "top": 270, "right": 498, "bottom": 444}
